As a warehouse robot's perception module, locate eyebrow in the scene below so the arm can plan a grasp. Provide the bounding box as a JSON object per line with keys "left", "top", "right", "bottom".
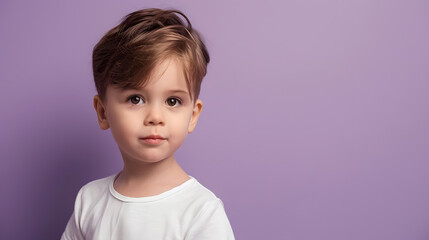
{"left": 166, "top": 89, "right": 189, "bottom": 95}
{"left": 122, "top": 88, "right": 189, "bottom": 95}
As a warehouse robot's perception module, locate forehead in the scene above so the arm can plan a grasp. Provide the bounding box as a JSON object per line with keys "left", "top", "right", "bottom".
{"left": 145, "top": 57, "right": 187, "bottom": 89}
{"left": 107, "top": 57, "right": 190, "bottom": 96}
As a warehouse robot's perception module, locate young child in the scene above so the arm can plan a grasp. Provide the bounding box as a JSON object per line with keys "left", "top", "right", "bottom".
{"left": 61, "top": 8, "right": 235, "bottom": 240}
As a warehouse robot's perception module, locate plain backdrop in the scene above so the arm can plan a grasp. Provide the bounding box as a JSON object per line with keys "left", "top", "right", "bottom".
{"left": 1, "top": 0, "right": 428, "bottom": 239}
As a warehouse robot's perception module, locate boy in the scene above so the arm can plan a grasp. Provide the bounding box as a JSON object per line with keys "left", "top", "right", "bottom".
{"left": 61, "top": 8, "right": 235, "bottom": 240}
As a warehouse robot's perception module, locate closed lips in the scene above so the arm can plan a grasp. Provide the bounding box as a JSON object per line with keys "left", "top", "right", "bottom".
{"left": 141, "top": 135, "right": 165, "bottom": 139}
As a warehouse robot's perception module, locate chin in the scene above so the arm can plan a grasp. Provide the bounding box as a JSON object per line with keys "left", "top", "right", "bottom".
{"left": 136, "top": 154, "right": 172, "bottom": 164}
{"left": 139, "top": 158, "right": 165, "bottom": 164}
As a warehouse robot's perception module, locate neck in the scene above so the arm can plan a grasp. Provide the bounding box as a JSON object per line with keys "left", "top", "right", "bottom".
{"left": 117, "top": 150, "right": 189, "bottom": 187}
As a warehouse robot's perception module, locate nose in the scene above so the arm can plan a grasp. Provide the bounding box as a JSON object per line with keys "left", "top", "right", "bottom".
{"left": 144, "top": 104, "right": 165, "bottom": 126}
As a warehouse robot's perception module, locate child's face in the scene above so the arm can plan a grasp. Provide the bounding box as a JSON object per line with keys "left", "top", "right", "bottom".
{"left": 93, "top": 57, "right": 203, "bottom": 164}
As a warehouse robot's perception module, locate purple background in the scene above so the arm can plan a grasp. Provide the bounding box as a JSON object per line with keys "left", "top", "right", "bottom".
{"left": 1, "top": 0, "right": 428, "bottom": 239}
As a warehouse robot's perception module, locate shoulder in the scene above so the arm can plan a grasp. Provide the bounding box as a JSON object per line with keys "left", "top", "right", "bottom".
{"left": 183, "top": 178, "right": 230, "bottom": 221}
{"left": 75, "top": 174, "right": 115, "bottom": 205}
{"left": 81, "top": 174, "right": 113, "bottom": 194}
{"left": 183, "top": 179, "right": 235, "bottom": 239}
{"left": 181, "top": 177, "right": 226, "bottom": 210}
{"left": 188, "top": 178, "right": 220, "bottom": 201}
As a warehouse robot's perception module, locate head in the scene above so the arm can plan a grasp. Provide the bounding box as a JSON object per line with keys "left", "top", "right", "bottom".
{"left": 93, "top": 8, "right": 209, "bottom": 104}
{"left": 92, "top": 8, "right": 209, "bottom": 164}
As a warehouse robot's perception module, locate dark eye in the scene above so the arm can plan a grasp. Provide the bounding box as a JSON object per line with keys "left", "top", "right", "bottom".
{"left": 166, "top": 97, "right": 182, "bottom": 107}
{"left": 128, "top": 95, "right": 144, "bottom": 105}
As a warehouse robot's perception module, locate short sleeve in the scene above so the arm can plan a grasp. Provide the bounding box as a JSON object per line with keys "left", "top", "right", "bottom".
{"left": 61, "top": 189, "right": 85, "bottom": 240}
{"left": 185, "top": 198, "right": 235, "bottom": 240}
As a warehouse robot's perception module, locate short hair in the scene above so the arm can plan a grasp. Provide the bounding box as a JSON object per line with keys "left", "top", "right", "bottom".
{"left": 92, "top": 8, "right": 210, "bottom": 103}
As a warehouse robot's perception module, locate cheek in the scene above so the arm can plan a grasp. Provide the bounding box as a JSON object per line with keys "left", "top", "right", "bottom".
{"left": 109, "top": 111, "right": 139, "bottom": 141}
{"left": 169, "top": 112, "right": 192, "bottom": 135}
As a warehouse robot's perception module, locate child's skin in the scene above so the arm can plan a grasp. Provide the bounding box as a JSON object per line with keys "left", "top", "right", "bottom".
{"left": 93, "top": 56, "right": 203, "bottom": 197}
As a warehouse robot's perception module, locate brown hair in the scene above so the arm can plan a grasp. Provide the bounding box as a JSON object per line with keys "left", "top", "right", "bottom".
{"left": 92, "top": 8, "right": 210, "bottom": 103}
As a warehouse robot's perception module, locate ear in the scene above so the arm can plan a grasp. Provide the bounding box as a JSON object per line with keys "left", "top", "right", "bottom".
{"left": 188, "top": 99, "right": 203, "bottom": 133}
{"left": 93, "top": 95, "right": 110, "bottom": 130}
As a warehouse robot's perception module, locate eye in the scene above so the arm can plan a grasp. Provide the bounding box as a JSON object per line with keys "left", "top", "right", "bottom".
{"left": 127, "top": 95, "right": 144, "bottom": 105}
{"left": 166, "top": 97, "right": 182, "bottom": 107}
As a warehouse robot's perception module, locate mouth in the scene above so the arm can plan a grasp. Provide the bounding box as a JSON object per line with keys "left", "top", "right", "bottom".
{"left": 140, "top": 135, "right": 166, "bottom": 145}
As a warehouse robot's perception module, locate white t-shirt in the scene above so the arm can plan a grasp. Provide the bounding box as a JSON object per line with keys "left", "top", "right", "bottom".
{"left": 61, "top": 173, "right": 235, "bottom": 240}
